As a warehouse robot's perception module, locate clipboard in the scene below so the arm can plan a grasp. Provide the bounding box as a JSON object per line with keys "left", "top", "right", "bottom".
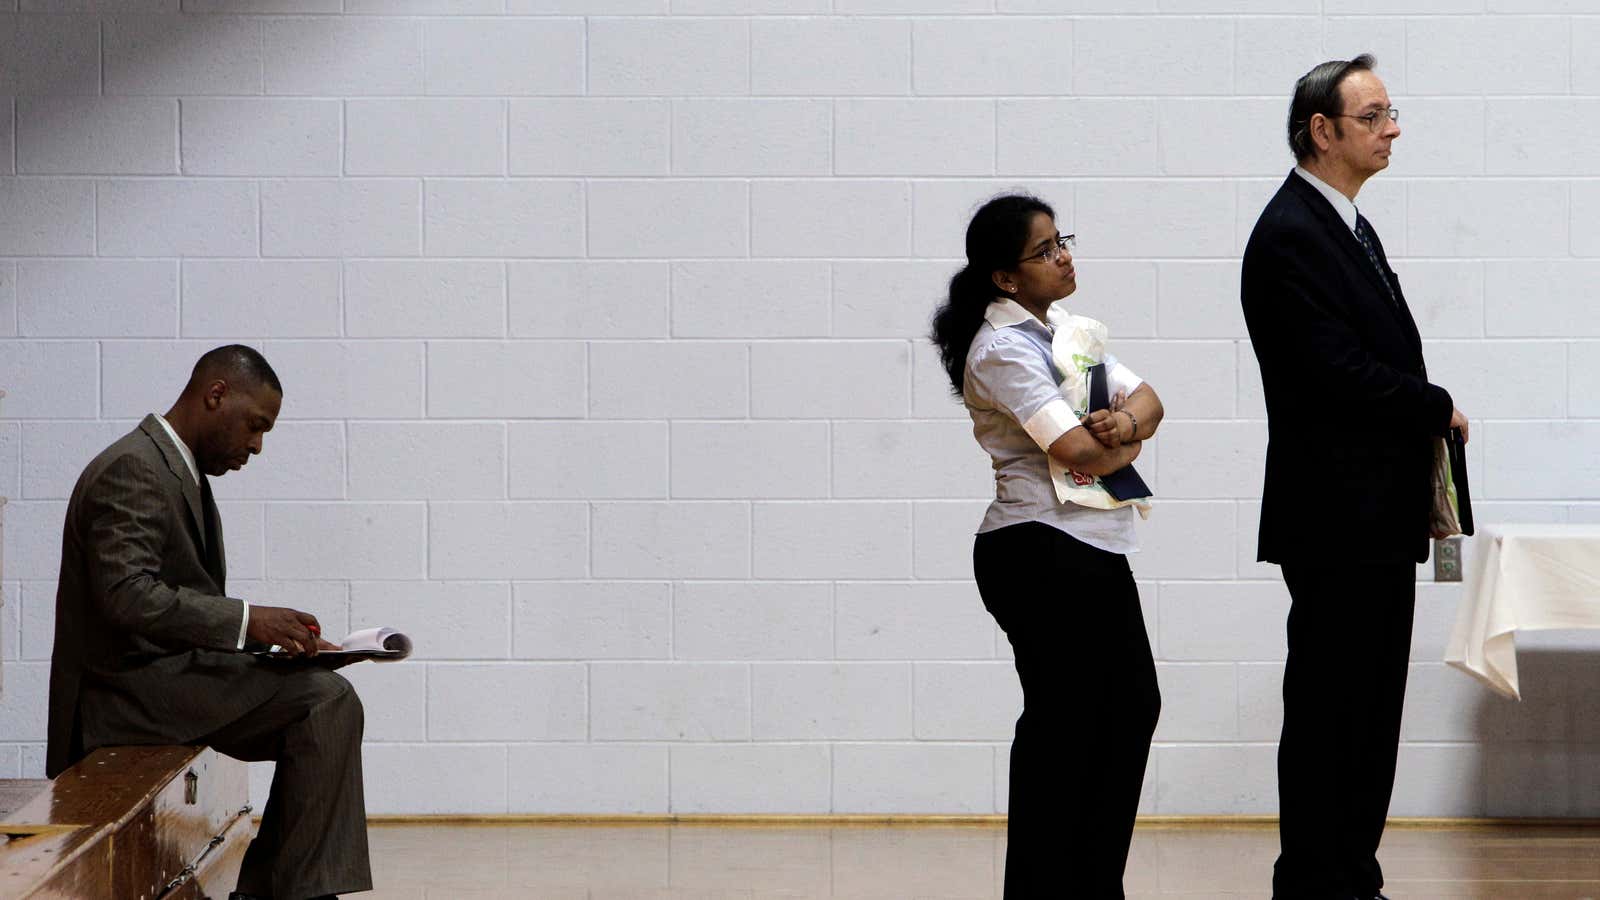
{"left": 1087, "top": 363, "right": 1153, "bottom": 503}
{"left": 1448, "top": 426, "right": 1473, "bottom": 536}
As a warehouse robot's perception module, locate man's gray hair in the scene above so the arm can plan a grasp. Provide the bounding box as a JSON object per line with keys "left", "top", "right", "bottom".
{"left": 1287, "top": 54, "right": 1377, "bottom": 163}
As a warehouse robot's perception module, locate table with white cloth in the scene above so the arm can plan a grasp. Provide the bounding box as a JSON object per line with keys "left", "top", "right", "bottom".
{"left": 1446, "top": 524, "right": 1600, "bottom": 700}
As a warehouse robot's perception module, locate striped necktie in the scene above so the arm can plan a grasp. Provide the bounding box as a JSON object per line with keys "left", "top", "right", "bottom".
{"left": 1354, "top": 213, "right": 1397, "bottom": 306}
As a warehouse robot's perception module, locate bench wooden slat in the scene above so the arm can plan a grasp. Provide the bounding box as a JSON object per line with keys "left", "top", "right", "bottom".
{"left": 1, "top": 746, "right": 250, "bottom": 900}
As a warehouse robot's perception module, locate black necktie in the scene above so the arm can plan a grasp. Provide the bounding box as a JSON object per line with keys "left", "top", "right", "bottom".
{"left": 1354, "top": 213, "right": 1397, "bottom": 306}
{"left": 199, "top": 475, "right": 225, "bottom": 588}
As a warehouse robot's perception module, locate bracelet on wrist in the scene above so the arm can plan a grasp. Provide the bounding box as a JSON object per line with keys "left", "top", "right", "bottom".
{"left": 1121, "top": 409, "right": 1139, "bottom": 440}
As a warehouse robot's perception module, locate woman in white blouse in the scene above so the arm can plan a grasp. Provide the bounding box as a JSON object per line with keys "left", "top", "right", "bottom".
{"left": 929, "top": 194, "right": 1165, "bottom": 898}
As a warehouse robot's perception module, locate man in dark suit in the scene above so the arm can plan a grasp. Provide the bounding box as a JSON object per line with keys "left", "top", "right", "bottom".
{"left": 1241, "top": 56, "right": 1469, "bottom": 900}
{"left": 46, "top": 345, "right": 372, "bottom": 900}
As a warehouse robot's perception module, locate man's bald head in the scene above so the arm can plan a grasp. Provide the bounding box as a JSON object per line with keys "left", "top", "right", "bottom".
{"left": 184, "top": 344, "right": 282, "bottom": 398}
{"left": 168, "top": 344, "right": 283, "bottom": 477}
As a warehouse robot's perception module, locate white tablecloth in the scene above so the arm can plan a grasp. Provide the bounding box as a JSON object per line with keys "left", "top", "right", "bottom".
{"left": 1445, "top": 524, "right": 1600, "bottom": 700}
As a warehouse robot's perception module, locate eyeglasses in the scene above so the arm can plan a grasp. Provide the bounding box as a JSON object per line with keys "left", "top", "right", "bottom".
{"left": 1017, "top": 233, "right": 1075, "bottom": 266}
{"left": 1336, "top": 107, "right": 1399, "bottom": 133}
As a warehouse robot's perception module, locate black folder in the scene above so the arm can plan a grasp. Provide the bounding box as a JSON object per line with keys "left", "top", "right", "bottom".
{"left": 1086, "top": 363, "right": 1153, "bottom": 503}
{"left": 1448, "top": 426, "right": 1474, "bottom": 536}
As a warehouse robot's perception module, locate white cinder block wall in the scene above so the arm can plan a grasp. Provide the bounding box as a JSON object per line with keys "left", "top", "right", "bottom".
{"left": 1, "top": 3, "right": 1597, "bottom": 818}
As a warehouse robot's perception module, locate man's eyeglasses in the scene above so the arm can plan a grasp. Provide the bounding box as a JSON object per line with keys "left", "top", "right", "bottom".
{"left": 1017, "top": 234, "right": 1076, "bottom": 266}
{"left": 1336, "top": 107, "right": 1399, "bottom": 133}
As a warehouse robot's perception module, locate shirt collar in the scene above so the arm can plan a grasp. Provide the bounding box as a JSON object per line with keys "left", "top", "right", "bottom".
{"left": 984, "top": 297, "right": 1049, "bottom": 331}
{"left": 153, "top": 413, "right": 200, "bottom": 486}
{"left": 1293, "top": 166, "right": 1360, "bottom": 234}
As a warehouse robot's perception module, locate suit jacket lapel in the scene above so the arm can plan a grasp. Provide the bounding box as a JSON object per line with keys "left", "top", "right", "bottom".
{"left": 1283, "top": 174, "right": 1426, "bottom": 361}
{"left": 1284, "top": 174, "right": 1402, "bottom": 315}
{"left": 138, "top": 414, "right": 207, "bottom": 548}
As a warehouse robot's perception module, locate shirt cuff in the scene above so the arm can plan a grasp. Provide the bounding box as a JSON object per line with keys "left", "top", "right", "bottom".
{"left": 1110, "top": 361, "right": 1144, "bottom": 395}
{"left": 1022, "top": 398, "right": 1081, "bottom": 452}
{"left": 236, "top": 599, "right": 249, "bottom": 651}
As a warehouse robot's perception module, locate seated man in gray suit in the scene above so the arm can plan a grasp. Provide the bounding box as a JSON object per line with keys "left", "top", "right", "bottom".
{"left": 45, "top": 344, "right": 372, "bottom": 900}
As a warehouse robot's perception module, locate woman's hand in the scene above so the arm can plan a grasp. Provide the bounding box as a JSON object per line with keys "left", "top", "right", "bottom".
{"left": 1082, "top": 409, "right": 1122, "bottom": 448}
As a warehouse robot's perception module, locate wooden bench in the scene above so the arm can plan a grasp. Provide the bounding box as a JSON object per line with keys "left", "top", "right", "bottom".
{"left": 0, "top": 746, "right": 252, "bottom": 900}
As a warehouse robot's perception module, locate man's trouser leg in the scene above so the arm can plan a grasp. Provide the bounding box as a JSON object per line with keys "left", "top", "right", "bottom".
{"left": 1273, "top": 562, "right": 1415, "bottom": 900}
{"left": 201, "top": 666, "right": 373, "bottom": 900}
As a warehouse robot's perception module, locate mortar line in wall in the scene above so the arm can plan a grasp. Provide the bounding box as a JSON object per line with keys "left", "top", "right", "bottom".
{"left": 825, "top": 420, "right": 833, "bottom": 500}
{"left": 175, "top": 98, "right": 183, "bottom": 177}
{"left": 667, "top": 581, "right": 675, "bottom": 662}
{"left": 990, "top": 99, "right": 998, "bottom": 176}
{"left": 6, "top": 98, "right": 14, "bottom": 176}
{"left": 172, "top": 255, "right": 184, "bottom": 344}
{"left": 340, "top": 420, "right": 350, "bottom": 503}
{"left": 89, "top": 177, "right": 100, "bottom": 260}
{"left": 1567, "top": 179, "right": 1578, "bottom": 260}
{"left": 338, "top": 96, "right": 347, "bottom": 181}
{"left": 743, "top": 500, "right": 754, "bottom": 588}
{"left": 827, "top": 742, "right": 836, "bottom": 818}
{"left": 828, "top": 580, "right": 839, "bottom": 665}
{"left": 909, "top": 658, "right": 918, "bottom": 744}
{"left": 13, "top": 172, "right": 1600, "bottom": 185}
{"left": 905, "top": 338, "right": 914, "bottom": 420}
{"left": 337, "top": 255, "right": 347, "bottom": 338}
{"left": 907, "top": 20, "right": 916, "bottom": 98}
{"left": 1154, "top": 101, "right": 1164, "bottom": 178}
{"left": 1562, "top": 338, "right": 1573, "bottom": 420}
{"left": 663, "top": 412, "right": 674, "bottom": 501}
{"left": 827, "top": 98, "right": 837, "bottom": 178}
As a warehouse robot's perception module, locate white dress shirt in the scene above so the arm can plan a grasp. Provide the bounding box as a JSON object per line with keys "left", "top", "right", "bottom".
{"left": 1293, "top": 165, "right": 1360, "bottom": 235}
{"left": 963, "top": 298, "right": 1144, "bottom": 555}
{"left": 153, "top": 413, "right": 249, "bottom": 650}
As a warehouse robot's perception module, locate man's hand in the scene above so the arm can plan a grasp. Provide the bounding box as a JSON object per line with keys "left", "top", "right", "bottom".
{"left": 246, "top": 605, "right": 326, "bottom": 656}
{"left": 1449, "top": 408, "right": 1470, "bottom": 443}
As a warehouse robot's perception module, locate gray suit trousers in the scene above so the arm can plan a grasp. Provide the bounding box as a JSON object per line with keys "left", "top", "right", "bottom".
{"left": 200, "top": 667, "right": 372, "bottom": 900}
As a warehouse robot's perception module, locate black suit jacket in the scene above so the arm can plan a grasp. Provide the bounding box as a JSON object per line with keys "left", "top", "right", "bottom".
{"left": 1241, "top": 172, "right": 1454, "bottom": 565}
{"left": 46, "top": 416, "right": 277, "bottom": 778}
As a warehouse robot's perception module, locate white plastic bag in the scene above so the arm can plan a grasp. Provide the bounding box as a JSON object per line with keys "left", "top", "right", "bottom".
{"left": 1045, "top": 307, "right": 1151, "bottom": 518}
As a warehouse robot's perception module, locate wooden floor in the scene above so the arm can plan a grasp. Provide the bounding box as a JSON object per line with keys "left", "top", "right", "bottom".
{"left": 361, "top": 820, "right": 1600, "bottom": 899}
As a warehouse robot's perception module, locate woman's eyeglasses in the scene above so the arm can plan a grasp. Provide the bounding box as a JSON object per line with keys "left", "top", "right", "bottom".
{"left": 1017, "top": 234, "right": 1076, "bottom": 266}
